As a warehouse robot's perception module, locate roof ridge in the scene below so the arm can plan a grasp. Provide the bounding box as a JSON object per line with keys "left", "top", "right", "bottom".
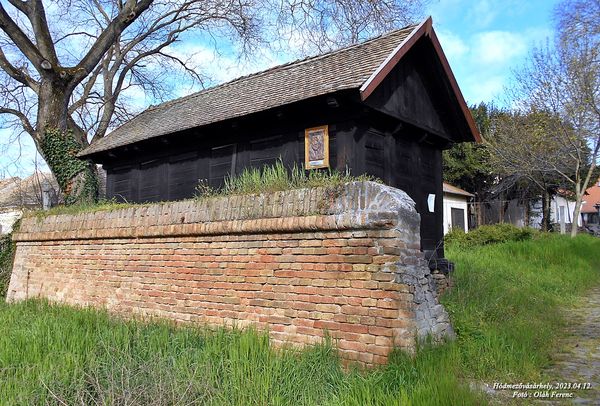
{"left": 140, "top": 25, "right": 416, "bottom": 115}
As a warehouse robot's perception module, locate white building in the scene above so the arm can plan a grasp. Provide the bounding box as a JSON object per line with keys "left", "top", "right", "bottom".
{"left": 0, "top": 173, "right": 58, "bottom": 235}
{"left": 529, "top": 194, "right": 582, "bottom": 231}
{"left": 442, "top": 183, "right": 474, "bottom": 234}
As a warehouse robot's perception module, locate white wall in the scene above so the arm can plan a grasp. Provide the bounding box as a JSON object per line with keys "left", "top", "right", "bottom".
{"left": 552, "top": 195, "right": 581, "bottom": 227}
{"left": 0, "top": 210, "right": 22, "bottom": 235}
{"left": 529, "top": 196, "right": 582, "bottom": 229}
{"left": 442, "top": 194, "right": 469, "bottom": 234}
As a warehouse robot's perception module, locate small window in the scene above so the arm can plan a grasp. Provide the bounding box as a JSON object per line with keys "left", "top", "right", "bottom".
{"left": 209, "top": 144, "right": 237, "bottom": 189}
{"left": 558, "top": 206, "right": 565, "bottom": 222}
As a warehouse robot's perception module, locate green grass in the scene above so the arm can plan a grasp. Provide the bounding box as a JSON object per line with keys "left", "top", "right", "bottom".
{"left": 197, "top": 160, "right": 378, "bottom": 198}
{"left": 0, "top": 302, "right": 477, "bottom": 405}
{"left": 0, "top": 233, "right": 15, "bottom": 297}
{"left": 29, "top": 161, "right": 377, "bottom": 219}
{"left": 444, "top": 233, "right": 600, "bottom": 381}
{"left": 1, "top": 234, "right": 599, "bottom": 404}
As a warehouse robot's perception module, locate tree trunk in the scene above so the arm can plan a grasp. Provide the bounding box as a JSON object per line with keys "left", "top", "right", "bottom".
{"left": 541, "top": 189, "right": 552, "bottom": 232}
{"left": 36, "top": 78, "right": 98, "bottom": 205}
{"left": 571, "top": 187, "right": 583, "bottom": 237}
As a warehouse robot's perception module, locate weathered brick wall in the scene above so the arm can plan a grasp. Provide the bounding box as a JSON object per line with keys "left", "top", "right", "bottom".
{"left": 7, "top": 182, "right": 453, "bottom": 365}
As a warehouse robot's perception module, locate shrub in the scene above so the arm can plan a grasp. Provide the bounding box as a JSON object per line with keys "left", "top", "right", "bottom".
{"left": 0, "top": 232, "right": 15, "bottom": 298}
{"left": 445, "top": 223, "right": 538, "bottom": 248}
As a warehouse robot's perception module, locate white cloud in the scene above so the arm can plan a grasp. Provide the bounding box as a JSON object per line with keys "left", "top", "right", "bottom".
{"left": 168, "top": 41, "right": 286, "bottom": 90}
{"left": 437, "top": 29, "right": 469, "bottom": 63}
{"left": 435, "top": 28, "right": 537, "bottom": 105}
{"left": 471, "top": 31, "right": 528, "bottom": 67}
{"left": 466, "top": 0, "right": 498, "bottom": 29}
{"left": 463, "top": 75, "right": 505, "bottom": 103}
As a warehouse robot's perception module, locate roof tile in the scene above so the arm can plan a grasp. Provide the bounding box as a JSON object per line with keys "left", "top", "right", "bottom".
{"left": 80, "top": 25, "right": 416, "bottom": 156}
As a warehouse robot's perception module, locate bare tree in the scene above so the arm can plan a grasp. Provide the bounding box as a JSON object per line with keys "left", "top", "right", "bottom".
{"left": 487, "top": 109, "right": 584, "bottom": 231}
{"left": 500, "top": 0, "right": 599, "bottom": 236}
{"left": 0, "top": 0, "right": 425, "bottom": 203}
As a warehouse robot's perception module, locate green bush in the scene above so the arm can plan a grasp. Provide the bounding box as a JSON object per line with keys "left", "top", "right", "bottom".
{"left": 0, "top": 232, "right": 15, "bottom": 298}
{"left": 445, "top": 223, "right": 538, "bottom": 248}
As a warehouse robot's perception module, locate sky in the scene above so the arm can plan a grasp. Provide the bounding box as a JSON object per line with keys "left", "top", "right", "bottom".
{"left": 0, "top": 0, "right": 560, "bottom": 178}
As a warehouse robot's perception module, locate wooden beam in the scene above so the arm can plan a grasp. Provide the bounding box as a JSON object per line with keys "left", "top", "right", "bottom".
{"left": 360, "top": 17, "right": 432, "bottom": 101}
{"left": 359, "top": 16, "right": 482, "bottom": 143}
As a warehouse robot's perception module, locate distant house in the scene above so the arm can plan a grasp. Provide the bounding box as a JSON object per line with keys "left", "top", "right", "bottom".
{"left": 475, "top": 190, "right": 582, "bottom": 232}
{"left": 579, "top": 179, "right": 600, "bottom": 236}
{"left": 0, "top": 172, "right": 58, "bottom": 235}
{"left": 442, "top": 182, "right": 473, "bottom": 234}
{"left": 581, "top": 179, "right": 600, "bottom": 226}
{"left": 79, "top": 17, "right": 481, "bottom": 264}
{"left": 529, "top": 192, "right": 582, "bottom": 231}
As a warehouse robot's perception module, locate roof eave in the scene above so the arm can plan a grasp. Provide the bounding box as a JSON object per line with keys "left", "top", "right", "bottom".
{"left": 359, "top": 16, "right": 482, "bottom": 144}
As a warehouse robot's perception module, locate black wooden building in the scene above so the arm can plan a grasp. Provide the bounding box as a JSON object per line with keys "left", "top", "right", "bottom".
{"left": 80, "top": 17, "right": 480, "bottom": 261}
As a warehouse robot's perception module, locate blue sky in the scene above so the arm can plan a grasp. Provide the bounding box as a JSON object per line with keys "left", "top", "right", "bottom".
{"left": 0, "top": 0, "right": 559, "bottom": 178}
{"left": 429, "top": 0, "right": 558, "bottom": 105}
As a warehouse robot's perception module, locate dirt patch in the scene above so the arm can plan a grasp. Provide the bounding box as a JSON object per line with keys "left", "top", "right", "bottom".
{"left": 541, "top": 286, "right": 600, "bottom": 404}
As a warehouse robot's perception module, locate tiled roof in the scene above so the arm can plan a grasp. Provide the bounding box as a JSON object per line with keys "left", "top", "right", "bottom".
{"left": 582, "top": 180, "right": 600, "bottom": 213}
{"left": 79, "top": 25, "right": 416, "bottom": 157}
{"left": 443, "top": 182, "right": 474, "bottom": 197}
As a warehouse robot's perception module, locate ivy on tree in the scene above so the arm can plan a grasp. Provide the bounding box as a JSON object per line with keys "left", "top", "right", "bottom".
{"left": 40, "top": 129, "right": 97, "bottom": 205}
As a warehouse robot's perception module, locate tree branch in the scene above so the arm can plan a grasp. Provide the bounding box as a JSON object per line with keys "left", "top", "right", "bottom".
{"left": 0, "top": 3, "right": 47, "bottom": 72}
{"left": 27, "top": 0, "right": 60, "bottom": 64}
{"left": 71, "top": 0, "right": 154, "bottom": 86}
{"left": 0, "top": 106, "right": 34, "bottom": 135}
{"left": 0, "top": 46, "right": 39, "bottom": 92}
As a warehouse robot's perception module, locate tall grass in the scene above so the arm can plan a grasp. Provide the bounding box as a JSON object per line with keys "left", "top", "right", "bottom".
{"left": 1, "top": 235, "right": 599, "bottom": 404}
{"left": 444, "top": 233, "right": 600, "bottom": 381}
{"left": 197, "top": 160, "right": 378, "bottom": 198}
{"left": 0, "top": 301, "right": 478, "bottom": 405}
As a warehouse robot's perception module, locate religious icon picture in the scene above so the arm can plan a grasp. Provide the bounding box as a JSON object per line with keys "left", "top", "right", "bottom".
{"left": 305, "top": 125, "right": 329, "bottom": 169}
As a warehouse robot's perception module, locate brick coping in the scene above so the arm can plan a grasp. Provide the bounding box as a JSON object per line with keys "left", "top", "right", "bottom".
{"left": 14, "top": 181, "right": 421, "bottom": 243}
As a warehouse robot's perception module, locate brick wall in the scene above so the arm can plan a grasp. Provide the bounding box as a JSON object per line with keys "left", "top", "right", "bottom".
{"left": 7, "top": 182, "right": 453, "bottom": 365}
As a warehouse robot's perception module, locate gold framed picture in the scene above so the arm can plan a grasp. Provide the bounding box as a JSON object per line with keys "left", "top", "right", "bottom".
{"left": 304, "top": 125, "right": 329, "bottom": 169}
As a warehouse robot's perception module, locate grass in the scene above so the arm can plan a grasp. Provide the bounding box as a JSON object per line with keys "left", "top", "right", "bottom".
{"left": 196, "top": 160, "right": 378, "bottom": 198}
{"left": 0, "top": 302, "right": 477, "bottom": 405}
{"left": 29, "top": 161, "right": 377, "bottom": 219}
{"left": 1, "top": 234, "right": 599, "bottom": 404}
{"left": 444, "top": 233, "right": 600, "bottom": 381}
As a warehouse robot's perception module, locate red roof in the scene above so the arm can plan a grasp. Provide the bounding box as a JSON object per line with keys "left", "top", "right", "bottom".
{"left": 443, "top": 182, "right": 474, "bottom": 197}
{"left": 582, "top": 180, "right": 600, "bottom": 213}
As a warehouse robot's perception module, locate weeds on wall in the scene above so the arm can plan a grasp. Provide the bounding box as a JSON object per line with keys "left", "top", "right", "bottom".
{"left": 196, "top": 159, "right": 379, "bottom": 198}
{"left": 30, "top": 161, "right": 379, "bottom": 218}
{"left": 31, "top": 199, "right": 139, "bottom": 220}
